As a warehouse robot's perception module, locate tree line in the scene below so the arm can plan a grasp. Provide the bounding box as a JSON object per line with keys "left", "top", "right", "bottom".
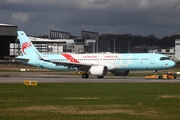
{"left": 99, "top": 34, "right": 180, "bottom": 53}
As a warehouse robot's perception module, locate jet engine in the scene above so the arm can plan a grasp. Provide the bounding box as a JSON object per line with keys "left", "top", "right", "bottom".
{"left": 111, "top": 70, "right": 130, "bottom": 76}
{"left": 89, "top": 66, "right": 107, "bottom": 76}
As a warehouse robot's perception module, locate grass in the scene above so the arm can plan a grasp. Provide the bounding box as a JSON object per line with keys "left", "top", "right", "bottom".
{"left": 0, "top": 83, "right": 180, "bottom": 120}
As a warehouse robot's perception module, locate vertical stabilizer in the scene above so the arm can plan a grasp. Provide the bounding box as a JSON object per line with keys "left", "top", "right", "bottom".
{"left": 17, "top": 31, "right": 42, "bottom": 57}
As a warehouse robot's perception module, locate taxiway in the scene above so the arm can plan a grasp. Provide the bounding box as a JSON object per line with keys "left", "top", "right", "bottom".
{"left": 0, "top": 76, "right": 180, "bottom": 83}
{"left": 0, "top": 70, "right": 179, "bottom": 83}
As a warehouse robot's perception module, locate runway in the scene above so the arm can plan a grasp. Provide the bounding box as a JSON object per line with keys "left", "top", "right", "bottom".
{"left": 0, "top": 76, "right": 180, "bottom": 83}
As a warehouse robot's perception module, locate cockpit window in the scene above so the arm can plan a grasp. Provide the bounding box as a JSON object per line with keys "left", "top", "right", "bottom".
{"left": 160, "top": 57, "right": 170, "bottom": 61}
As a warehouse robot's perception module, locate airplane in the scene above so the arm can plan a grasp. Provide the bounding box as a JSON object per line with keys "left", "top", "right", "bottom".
{"left": 15, "top": 31, "right": 175, "bottom": 79}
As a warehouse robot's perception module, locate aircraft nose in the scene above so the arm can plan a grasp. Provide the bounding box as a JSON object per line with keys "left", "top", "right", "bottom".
{"left": 169, "top": 60, "right": 176, "bottom": 67}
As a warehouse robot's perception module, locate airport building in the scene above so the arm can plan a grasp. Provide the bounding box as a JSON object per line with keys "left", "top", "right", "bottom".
{"left": 175, "top": 39, "right": 180, "bottom": 61}
{"left": 150, "top": 48, "right": 176, "bottom": 60}
{"left": 9, "top": 31, "right": 85, "bottom": 56}
{"left": 9, "top": 37, "right": 84, "bottom": 56}
{"left": 147, "top": 39, "right": 180, "bottom": 62}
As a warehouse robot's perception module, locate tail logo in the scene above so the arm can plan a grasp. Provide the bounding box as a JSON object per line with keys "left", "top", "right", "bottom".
{"left": 22, "top": 42, "right": 32, "bottom": 54}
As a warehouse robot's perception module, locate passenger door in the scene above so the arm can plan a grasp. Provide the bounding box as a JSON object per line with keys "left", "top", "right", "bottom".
{"left": 150, "top": 54, "right": 155, "bottom": 64}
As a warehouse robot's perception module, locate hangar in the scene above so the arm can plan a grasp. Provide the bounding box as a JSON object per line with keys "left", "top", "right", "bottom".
{"left": 0, "top": 24, "right": 17, "bottom": 59}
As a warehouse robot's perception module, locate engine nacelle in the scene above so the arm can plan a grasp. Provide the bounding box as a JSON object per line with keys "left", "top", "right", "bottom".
{"left": 111, "top": 70, "right": 130, "bottom": 76}
{"left": 89, "top": 66, "right": 107, "bottom": 76}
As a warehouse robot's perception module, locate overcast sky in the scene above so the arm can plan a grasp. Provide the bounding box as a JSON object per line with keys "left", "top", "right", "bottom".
{"left": 0, "top": 0, "right": 180, "bottom": 37}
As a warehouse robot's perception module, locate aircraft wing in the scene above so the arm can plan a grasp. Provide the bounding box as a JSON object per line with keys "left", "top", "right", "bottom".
{"left": 52, "top": 60, "right": 91, "bottom": 71}
{"left": 39, "top": 57, "right": 99, "bottom": 71}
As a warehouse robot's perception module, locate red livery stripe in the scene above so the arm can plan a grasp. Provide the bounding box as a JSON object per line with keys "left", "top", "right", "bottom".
{"left": 62, "top": 54, "right": 80, "bottom": 63}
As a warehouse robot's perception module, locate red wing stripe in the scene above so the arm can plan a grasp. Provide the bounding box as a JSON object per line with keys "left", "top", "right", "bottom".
{"left": 62, "top": 54, "right": 80, "bottom": 63}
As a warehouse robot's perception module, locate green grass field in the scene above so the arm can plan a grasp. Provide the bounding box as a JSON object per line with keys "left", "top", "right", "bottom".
{"left": 0, "top": 83, "right": 180, "bottom": 120}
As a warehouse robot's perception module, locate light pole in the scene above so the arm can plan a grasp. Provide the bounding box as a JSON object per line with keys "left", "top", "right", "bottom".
{"left": 113, "top": 39, "right": 116, "bottom": 53}
{"left": 128, "top": 41, "right": 131, "bottom": 53}
{"left": 108, "top": 43, "right": 110, "bottom": 52}
{"left": 96, "top": 36, "right": 99, "bottom": 53}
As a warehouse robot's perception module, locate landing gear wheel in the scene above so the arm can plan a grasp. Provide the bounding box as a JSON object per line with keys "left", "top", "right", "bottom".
{"left": 97, "top": 76, "right": 104, "bottom": 79}
{"left": 158, "top": 75, "right": 163, "bottom": 79}
{"left": 82, "top": 73, "right": 89, "bottom": 78}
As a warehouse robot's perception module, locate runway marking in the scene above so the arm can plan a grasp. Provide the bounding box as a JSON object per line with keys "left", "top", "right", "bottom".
{"left": 61, "top": 97, "right": 100, "bottom": 100}
{"left": 158, "top": 95, "right": 180, "bottom": 99}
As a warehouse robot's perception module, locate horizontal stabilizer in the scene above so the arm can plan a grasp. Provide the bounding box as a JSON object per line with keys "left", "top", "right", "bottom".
{"left": 15, "top": 56, "right": 30, "bottom": 62}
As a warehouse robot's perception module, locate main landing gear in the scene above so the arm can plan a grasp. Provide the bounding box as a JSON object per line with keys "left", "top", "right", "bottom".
{"left": 82, "top": 73, "right": 89, "bottom": 78}
{"left": 97, "top": 76, "right": 104, "bottom": 78}
{"left": 81, "top": 73, "right": 104, "bottom": 79}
